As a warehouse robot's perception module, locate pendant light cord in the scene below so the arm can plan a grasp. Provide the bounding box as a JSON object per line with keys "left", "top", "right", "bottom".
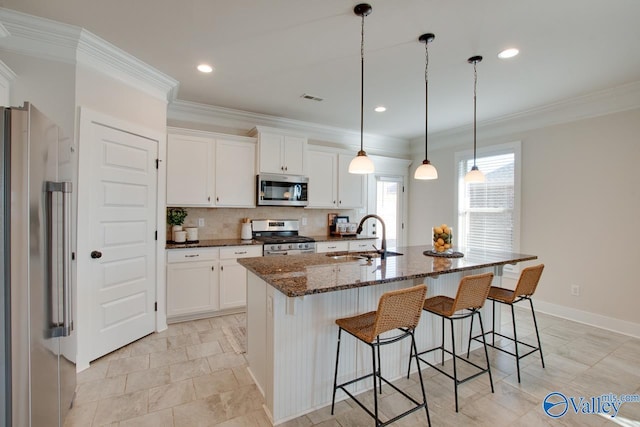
{"left": 473, "top": 60, "right": 478, "bottom": 167}
{"left": 359, "top": 12, "right": 365, "bottom": 154}
{"left": 424, "top": 40, "right": 429, "bottom": 161}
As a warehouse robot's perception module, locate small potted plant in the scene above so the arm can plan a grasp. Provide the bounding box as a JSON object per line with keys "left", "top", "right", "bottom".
{"left": 167, "top": 207, "right": 188, "bottom": 241}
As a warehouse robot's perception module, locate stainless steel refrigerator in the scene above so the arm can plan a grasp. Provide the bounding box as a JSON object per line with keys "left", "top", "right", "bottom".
{"left": 1, "top": 103, "right": 76, "bottom": 426}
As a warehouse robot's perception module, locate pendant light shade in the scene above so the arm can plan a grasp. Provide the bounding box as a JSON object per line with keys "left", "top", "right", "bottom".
{"left": 414, "top": 33, "right": 438, "bottom": 180}
{"left": 349, "top": 3, "right": 374, "bottom": 175}
{"left": 464, "top": 55, "right": 485, "bottom": 183}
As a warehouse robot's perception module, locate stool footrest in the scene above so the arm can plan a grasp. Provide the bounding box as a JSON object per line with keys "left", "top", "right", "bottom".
{"left": 415, "top": 346, "right": 491, "bottom": 385}
{"left": 335, "top": 371, "right": 426, "bottom": 426}
{"left": 472, "top": 330, "right": 541, "bottom": 360}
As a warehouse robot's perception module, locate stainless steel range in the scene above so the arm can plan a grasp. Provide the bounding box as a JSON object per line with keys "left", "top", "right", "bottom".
{"left": 252, "top": 219, "right": 315, "bottom": 255}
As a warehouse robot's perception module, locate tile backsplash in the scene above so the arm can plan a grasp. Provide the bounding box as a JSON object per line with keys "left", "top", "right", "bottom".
{"left": 167, "top": 207, "right": 359, "bottom": 240}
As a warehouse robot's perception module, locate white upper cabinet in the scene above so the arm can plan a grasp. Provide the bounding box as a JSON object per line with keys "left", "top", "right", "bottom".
{"left": 251, "top": 127, "right": 307, "bottom": 175}
{"left": 307, "top": 148, "right": 365, "bottom": 209}
{"left": 307, "top": 150, "right": 337, "bottom": 208}
{"left": 337, "top": 153, "right": 365, "bottom": 208}
{"left": 167, "top": 128, "right": 256, "bottom": 208}
{"left": 214, "top": 138, "right": 255, "bottom": 207}
{"left": 167, "top": 133, "right": 214, "bottom": 206}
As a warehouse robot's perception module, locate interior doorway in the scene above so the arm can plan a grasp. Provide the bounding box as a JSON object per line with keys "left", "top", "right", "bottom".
{"left": 369, "top": 175, "right": 405, "bottom": 249}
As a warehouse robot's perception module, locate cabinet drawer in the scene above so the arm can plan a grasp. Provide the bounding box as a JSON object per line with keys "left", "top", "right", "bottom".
{"left": 315, "top": 241, "right": 349, "bottom": 253}
{"left": 349, "top": 240, "right": 376, "bottom": 252}
{"left": 220, "top": 245, "right": 263, "bottom": 259}
{"left": 167, "top": 248, "right": 219, "bottom": 263}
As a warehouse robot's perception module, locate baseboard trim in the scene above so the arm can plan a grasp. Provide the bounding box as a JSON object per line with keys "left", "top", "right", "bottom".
{"left": 524, "top": 300, "right": 639, "bottom": 339}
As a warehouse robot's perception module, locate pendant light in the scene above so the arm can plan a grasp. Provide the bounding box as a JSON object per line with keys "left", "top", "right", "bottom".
{"left": 464, "top": 55, "right": 485, "bottom": 183}
{"left": 348, "top": 3, "right": 375, "bottom": 174}
{"left": 414, "top": 33, "right": 438, "bottom": 180}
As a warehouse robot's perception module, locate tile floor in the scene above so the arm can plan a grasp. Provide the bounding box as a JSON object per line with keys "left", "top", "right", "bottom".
{"left": 64, "top": 308, "right": 640, "bottom": 426}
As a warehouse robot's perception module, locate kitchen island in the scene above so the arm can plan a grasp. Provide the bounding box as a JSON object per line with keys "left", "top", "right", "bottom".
{"left": 238, "top": 246, "right": 537, "bottom": 425}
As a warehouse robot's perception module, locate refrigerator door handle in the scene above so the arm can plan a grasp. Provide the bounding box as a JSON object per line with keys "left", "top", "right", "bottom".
{"left": 46, "top": 181, "right": 73, "bottom": 338}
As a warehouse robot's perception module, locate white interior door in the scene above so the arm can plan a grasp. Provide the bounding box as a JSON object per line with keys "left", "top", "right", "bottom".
{"left": 368, "top": 175, "right": 405, "bottom": 248}
{"left": 86, "top": 121, "right": 158, "bottom": 361}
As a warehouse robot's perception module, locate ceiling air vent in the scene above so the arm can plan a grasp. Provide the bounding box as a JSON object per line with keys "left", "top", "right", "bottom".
{"left": 300, "top": 93, "right": 324, "bottom": 102}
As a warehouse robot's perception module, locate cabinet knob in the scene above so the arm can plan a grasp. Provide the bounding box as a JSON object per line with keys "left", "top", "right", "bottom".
{"left": 211, "top": 266, "right": 214, "bottom": 271}
{"left": 216, "top": 197, "right": 219, "bottom": 202}
{"left": 221, "top": 266, "right": 224, "bottom": 271}
{"left": 284, "top": 166, "right": 288, "bottom": 171}
{"left": 207, "top": 196, "right": 211, "bottom": 201}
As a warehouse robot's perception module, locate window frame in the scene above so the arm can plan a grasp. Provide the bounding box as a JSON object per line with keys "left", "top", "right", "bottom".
{"left": 454, "top": 141, "right": 522, "bottom": 276}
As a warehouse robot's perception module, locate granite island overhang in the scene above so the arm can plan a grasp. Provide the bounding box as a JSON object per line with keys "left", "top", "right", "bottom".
{"left": 237, "top": 246, "right": 537, "bottom": 424}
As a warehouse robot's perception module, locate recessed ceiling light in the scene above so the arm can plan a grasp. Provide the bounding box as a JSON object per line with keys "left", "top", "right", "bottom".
{"left": 498, "top": 48, "right": 519, "bottom": 59}
{"left": 374, "top": 106, "right": 386, "bottom": 112}
{"left": 197, "top": 64, "right": 214, "bottom": 73}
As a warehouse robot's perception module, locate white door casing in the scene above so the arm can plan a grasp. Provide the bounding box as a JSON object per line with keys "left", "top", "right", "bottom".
{"left": 76, "top": 108, "right": 164, "bottom": 369}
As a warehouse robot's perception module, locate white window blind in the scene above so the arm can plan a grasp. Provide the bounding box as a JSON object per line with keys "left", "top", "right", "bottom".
{"left": 456, "top": 143, "right": 520, "bottom": 258}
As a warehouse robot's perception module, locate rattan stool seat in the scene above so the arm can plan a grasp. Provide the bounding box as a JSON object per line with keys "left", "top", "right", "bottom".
{"left": 422, "top": 295, "right": 455, "bottom": 317}
{"left": 487, "top": 286, "right": 515, "bottom": 303}
{"left": 335, "top": 311, "right": 377, "bottom": 343}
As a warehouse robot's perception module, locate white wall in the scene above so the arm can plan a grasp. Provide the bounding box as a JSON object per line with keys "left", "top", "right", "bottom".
{"left": 408, "top": 108, "right": 640, "bottom": 335}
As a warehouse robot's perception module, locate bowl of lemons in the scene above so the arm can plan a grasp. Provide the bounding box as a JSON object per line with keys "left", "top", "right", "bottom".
{"left": 433, "top": 224, "right": 453, "bottom": 254}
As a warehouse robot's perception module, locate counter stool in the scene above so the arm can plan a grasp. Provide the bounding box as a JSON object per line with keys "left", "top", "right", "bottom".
{"left": 331, "top": 284, "right": 431, "bottom": 426}
{"left": 468, "top": 264, "right": 545, "bottom": 383}
{"left": 409, "top": 272, "right": 494, "bottom": 412}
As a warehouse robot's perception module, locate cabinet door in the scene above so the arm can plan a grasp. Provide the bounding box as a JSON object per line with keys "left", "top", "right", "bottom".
{"left": 167, "top": 134, "right": 213, "bottom": 206}
{"left": 307, "top": 150, "right": 337, "bottom": 208}
{"left": 258, "top": 133, "right": 284, "bottom": 174}
{"left": 166, "top": 261, "right": 219, "bottom": 317}
{"left": 282, "top": 136, "right": 306, "bottom": 175}
{"left": 315, "top": 241, "right": 349, "bottom": 253}
{"left": 337, "top": 154, "right": 365, "bottom": 208}
{"left": 215, "top": 139, "right": 256, "bottom": 207}
{"left": 219, "top": 260, "right": 247, "bottom": 309}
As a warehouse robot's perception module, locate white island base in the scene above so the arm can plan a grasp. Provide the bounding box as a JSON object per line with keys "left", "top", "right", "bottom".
{"left": 246, "top": 266, "right": 503, "bottom": 425}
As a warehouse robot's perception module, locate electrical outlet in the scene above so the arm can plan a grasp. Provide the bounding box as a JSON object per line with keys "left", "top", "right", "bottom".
{"left": 301, "top": 217, "right": 308, "bottom": 226}
{"left": 571, "top": 284, "right": 580, "bottom": 296}
{"left": 197, "top": 218, "right": 205, "bottom": 227}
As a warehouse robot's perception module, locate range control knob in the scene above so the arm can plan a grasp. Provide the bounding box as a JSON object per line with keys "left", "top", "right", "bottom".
{"left": 277, "top": 245, "right": 282, "bottom": 250}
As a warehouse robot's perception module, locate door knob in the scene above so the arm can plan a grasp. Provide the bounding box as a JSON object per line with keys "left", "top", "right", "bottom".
{"left": 91, "top": 250, "right": 102, "bottom": 259}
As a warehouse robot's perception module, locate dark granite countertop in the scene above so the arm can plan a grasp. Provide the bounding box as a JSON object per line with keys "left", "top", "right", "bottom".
{"left": 237, "top": 245, "right": 537, "bottom": 297}
{"left": 166, "top": 239, "right": 262, "bottom": 249}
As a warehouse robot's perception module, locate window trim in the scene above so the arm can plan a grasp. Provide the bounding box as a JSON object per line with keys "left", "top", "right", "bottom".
{"left": 454, "top": 141, "right": 522, "bottom": 276}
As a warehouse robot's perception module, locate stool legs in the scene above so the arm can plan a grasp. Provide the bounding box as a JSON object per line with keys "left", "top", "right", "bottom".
{"left": 331, "top": 328, "right": 342, "bottom": 415}
{"left": 468, "top": 297, "right": 546, "bottom": 384}
{"left": 411, "top": 331, "right": 432, "bottom": 426}
{"left": 530, "top": 299, "right": 545, "bottom": 369}
{"left": 477, "top": 311, "right": 494, "bottom": 394}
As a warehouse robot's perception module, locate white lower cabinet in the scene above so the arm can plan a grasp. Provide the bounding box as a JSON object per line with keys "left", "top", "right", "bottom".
{"left": 315, "top": 241, "right": 349, "bottom": 253}
{"left": 167, "top": 245, "right": 262, "bottom": 320}
{"left": 219, "top": 246, "right": 263, "bottom": 310}
{"left": 315, "top": 239, "right": 377, "bottom": 253}
{"left": 167, "top": 248, "right": 219, "bottom": 318}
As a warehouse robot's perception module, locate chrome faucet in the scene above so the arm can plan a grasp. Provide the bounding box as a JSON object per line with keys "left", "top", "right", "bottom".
{"left": 356, "top": 214, "right": 387, "bottom": 259}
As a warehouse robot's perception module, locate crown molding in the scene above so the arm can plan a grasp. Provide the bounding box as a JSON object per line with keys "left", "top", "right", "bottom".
{"left": 0, "top": 7, "right": 178, "bottom": 102}
{"left": 0, "top": 21, "right": 9, "bottom": 37}
{"left": 168, "top": 99, "right": 411, "bottom": 157}
{"left": 414, "top": 80, "right": 640, "bottom": 153}
{"left": 0, "top": 59, "right": 16, "bottom": 81}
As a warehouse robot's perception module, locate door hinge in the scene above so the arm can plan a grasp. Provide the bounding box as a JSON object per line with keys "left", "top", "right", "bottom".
{"left": 154, "top": 302, "right": 158, "bottom": 312}
{"left": 155, "top": 159, "right": 161, "bottom": 169}
{"left": 155, "top": 230, "right": 157, "bottom": 240}
{"left": 402, "top": 222, "right": 404, "bottom": 230}
{"left": 402, "top": 185, "right": 405, "bottom": 192}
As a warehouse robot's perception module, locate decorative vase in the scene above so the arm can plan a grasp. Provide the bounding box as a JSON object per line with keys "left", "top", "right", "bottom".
{"left": 172, "top": 225, "right": 183, "bottom": 242}
{"left": 432, "top": 224, "right": 453, "bottom": 254}
{"left": 174, "top": 231, "right": 187, "bottom": 243}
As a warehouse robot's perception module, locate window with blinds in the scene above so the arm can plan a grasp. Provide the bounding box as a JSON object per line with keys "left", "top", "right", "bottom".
{"left": 456, "top": 142, "right": 521, "bottom": 259}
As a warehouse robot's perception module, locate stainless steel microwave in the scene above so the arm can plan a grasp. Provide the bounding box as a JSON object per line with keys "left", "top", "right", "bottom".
{"left": 257, "top": 174, "right": 308, "bottom": 207}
